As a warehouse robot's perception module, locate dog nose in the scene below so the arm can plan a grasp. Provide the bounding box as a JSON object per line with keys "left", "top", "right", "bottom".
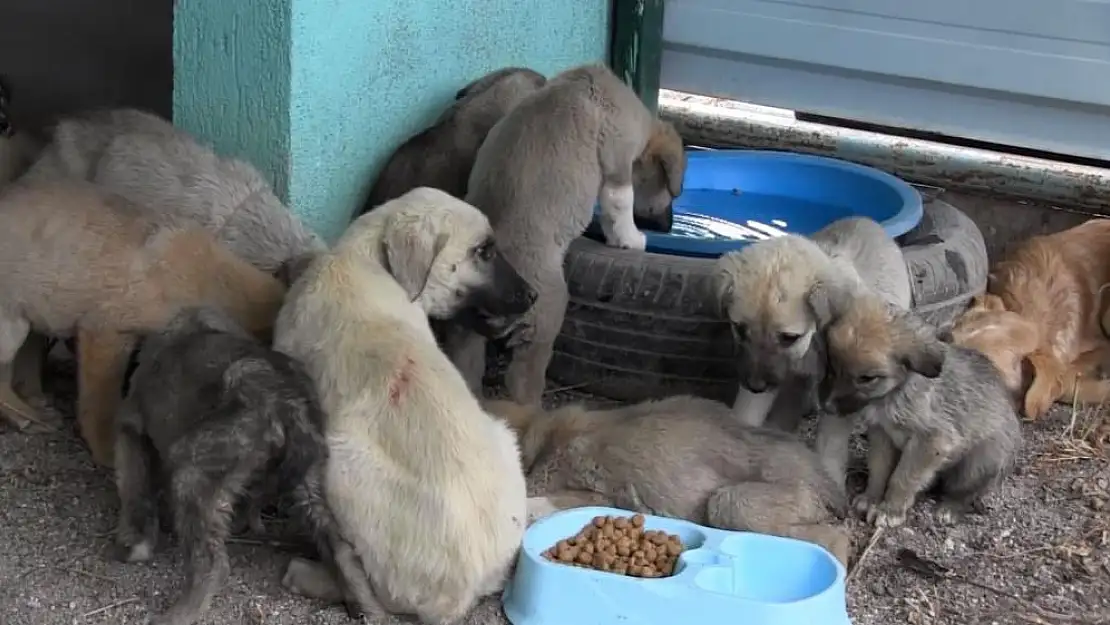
{"left": 747, "top": 378, "right": 769, "bottom": 393}
{"left": 524, "top": 289, "right": 538, "bottom": 307}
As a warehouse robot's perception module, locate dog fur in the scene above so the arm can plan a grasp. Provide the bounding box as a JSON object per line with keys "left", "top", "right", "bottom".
{"left": 448, "top": 62, "right": 687, "bottom": 404}
{"left": 360, "top": 67, "right": 546, "bottom": 211}
{"left": 21, "top": 107, "right": 325, "bottom": 274}
{"left": 0, "top": 179, "right": 286, "bottom": 466}
{"left": 715, "top": 216, "right": 913, "bottom": 489}
{"left": 820, "top": 293, "right": 1023, "bottom": 528}
{"left": 947, "top": 218, "right": 1110, "bottom": 420}
{"left": 113, "top": 307, "right": 377, "bottom": 625}
{"left": 272, "top": 187, "right": 537, "bottom": 624}
{"left": 482, "top": 395, "right": 853, "bottom": 566}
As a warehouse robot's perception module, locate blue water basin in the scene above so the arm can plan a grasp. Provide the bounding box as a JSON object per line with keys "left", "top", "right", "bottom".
{"left": 586, "top": 149, "right": 923, "bottom": 258}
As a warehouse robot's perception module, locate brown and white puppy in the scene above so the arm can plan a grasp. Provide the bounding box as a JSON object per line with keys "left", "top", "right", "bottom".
{"left": 0, "top": 180, "right": 286, "bottom": 467}
{"left": 820, "top": 293, "right": 1022, "bottom": 528}
{"left": 947, "top": 218, "right": 1110, "bottom": 420}
{"left": 482, "top": 395, "right": 852, "bottom": 566}
{"left": 360, "top": 67, "right": 547, "bottom": 211}
{"left": 449, "top": 63, "right": 687, "bottom": 405}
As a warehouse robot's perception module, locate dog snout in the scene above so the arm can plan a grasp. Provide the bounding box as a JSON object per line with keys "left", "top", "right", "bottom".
{"left": 745, "top": 376, "right": 772, "bottom": 394}
{"left": 632, "top": 211, "right": 673, "bottom": 234}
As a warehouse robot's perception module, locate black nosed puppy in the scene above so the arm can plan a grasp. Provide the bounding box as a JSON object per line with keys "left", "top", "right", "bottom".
{"left": 112, "top": 307, "right": 377, "bottom": 625}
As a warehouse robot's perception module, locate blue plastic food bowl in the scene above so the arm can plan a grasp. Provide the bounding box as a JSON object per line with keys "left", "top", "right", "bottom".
{"left": 503, "top": 506, "right": 850, "bottom": 625}
{"left": 587, "top": 149, "right": 923, "bottom": 258}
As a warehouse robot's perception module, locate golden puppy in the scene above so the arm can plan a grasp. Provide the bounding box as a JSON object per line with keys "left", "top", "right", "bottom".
{"left": 948, "top": 218, "right": 1110, "bottom": 419}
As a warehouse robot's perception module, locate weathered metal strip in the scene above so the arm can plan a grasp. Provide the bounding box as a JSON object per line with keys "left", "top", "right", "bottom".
{"left": 610, "top": 0, "right": 665, "bottom": 114}
{"left": 660, "top": 95, "right": 1110, "bottom": 215}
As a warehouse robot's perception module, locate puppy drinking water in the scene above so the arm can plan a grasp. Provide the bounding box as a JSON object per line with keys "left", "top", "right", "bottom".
{"left": 715, "top": 216, "right": 912, "bottom": 488}
{"left": 820, "top": 293, "right": 1023, "bottom": 528}
{"left": 483, "top": 395, "right": 853, "bottom": 566}
{"left": 274, "top": 187, "right": 540, "bottom": 624}
{"left": 114, "top": 308, "right": 376, "bottom": 625}
{"left": 450, "top": 62, "right": 687, "bottom": 404}
{"left": 360, "top": 67, "right": 546, "bottom": 211}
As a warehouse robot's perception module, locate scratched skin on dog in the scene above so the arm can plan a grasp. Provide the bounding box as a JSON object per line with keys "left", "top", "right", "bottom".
{"left": 361, "top": 67, "right": 547, "bottom": 211}
{"left": 483, "top": 395, "right": 853, "bottom": 566}
{"left": 820, "top": 293, "right": 1023, "bottom": 529}
{"left": 113, "top": 307, "right": 376, "bottom": 625}
{"left": 274, "top": 187, "right": 551, "bottom": 625}
{"left": 0, "top": 180, "right": 286, "bottom": 467}
{"left": 715, "top": 216, "right": 912, "bottom": 490}
{"left": 446, "top": 62, "right": 687, "bottom": 406}
{"left": 949, "top": 217, "right": 1110, "bottom": 420}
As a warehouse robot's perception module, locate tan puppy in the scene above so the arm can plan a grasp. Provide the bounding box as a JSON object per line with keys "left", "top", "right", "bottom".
{"left": 483, "top": 396, "right": 852, "bottom": 567}
{"left": 360, "top": 67, "right": 546, "bottom": 211}
{"left": 273, "top": 187, "right": 539, "bottom": 624}
{"left": 450, "top": 63, "right": 687, "bottom": 405}
{"left": 0, "top": 180, "right": 286, "bottom": 466}
{"left": 948, "top": 218, "right": 1110, "bottom": 420}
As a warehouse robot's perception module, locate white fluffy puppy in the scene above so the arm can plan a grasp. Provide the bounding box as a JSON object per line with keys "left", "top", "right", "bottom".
{"left": 715, "top": 216, "right": 913, "bottom": 488}
{"left": 273, "top": 187, "right": 536, "bottom": 624}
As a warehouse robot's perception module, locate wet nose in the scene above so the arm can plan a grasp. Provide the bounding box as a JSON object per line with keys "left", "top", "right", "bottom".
{"left": 747, "top": 377, "right": 769, "bottom": 393}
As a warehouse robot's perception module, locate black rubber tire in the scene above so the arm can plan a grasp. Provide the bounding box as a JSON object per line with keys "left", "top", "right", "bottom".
{"left": 547, "top": 198, "right": 988, "bottom": 403}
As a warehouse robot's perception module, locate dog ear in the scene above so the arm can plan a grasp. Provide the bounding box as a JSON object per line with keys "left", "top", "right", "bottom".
{"left": 383, "top": 215, "right": 448, "bottom": 301}
{"left": 900, "top": 334, "right": 946, "bottom": 378}
{"left": 806, "top": 279, "right": 853, "bottom": 328}
{"left": 651, "top": 120, "right": 686, "bottom": 197}
{"left": 713, "top": 260, "right": 737, "bottom": 320}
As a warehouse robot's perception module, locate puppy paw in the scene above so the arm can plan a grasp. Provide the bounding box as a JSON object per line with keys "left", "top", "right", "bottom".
{"left": 616, "top": 229, "right": 647, "bottom": 251}
{"left": 113, "top": 538, "right": 154, "bottom": 563}
{"left": 935, "top": 504, "right": 962, "bottom": 526}
{"left": 871, "top": 503, "right": 908, "bottom": 528}
{"left": 851, "top": 493, "right": 879, "bottom": 518}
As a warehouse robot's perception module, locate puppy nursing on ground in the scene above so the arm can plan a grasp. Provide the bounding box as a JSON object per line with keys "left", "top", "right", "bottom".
{"left": 113, "top": 307, "right": 374, "bottom": 625}
{"left": 273, "top": 187, "right": 538, "bottom": 624}
{"left": 450, "top": 62, "right": 687, "bottom": 405}
{"left": 949, "top": 218, "right": 1110, "bottom": 420}
{"left": 483, "top": 395, "right": 853, "bottom": 566}
{"left": 714, "top": 216, "right": 912, "bottom": 489}
{"left": 821, "top": 292, "right": 1022, "bottom": 528}
{"left": 0, "top": 179, "right": 286, "bottom": 466}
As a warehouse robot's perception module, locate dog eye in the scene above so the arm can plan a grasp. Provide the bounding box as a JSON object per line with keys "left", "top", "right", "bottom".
{"left": 856, "top": 373, "right": 882, "bottom": 385}
{"left": 474, "top": 241, "right": 495, "bottom": 262}
{"left": 778, "top": 332, "right": 801, "bottom": 347}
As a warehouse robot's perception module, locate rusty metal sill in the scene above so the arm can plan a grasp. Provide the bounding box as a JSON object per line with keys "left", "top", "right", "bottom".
{"left": 659, "top": 94, "right": 1110, "bottom": 216}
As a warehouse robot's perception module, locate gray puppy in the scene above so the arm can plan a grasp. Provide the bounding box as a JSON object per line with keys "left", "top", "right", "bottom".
{"left": 819, "top": 293, "right": 1023, "bottom": 528}
{"left": 359, "top": 67, "right": 546, "bottom": 211}
{"left": 715, "top": 216, "right": 913, "bottom": 489}
{"left": 113, "top": 308, "right": 377, "bottom": 625}
{"left": 21, "top": 107, "right": 325, "bottom": 274}
{"left": 483, "top": 395, "right": 852, "bottom": 565}
{"left": 450, "top": 63, "right": 687, "bottom": 404}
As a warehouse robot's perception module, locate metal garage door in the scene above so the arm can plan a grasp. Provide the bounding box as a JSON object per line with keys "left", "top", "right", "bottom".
{"left": 658, "top": 0, "right": 1110, "bottom": 161}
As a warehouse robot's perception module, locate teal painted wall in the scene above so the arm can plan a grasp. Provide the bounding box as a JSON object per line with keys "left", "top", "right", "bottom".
{"left": 175, "top": 0, "right": 609, "bottom": 243}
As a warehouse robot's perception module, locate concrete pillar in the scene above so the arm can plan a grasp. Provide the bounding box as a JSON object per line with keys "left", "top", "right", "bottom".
{"left": 173, "top": 0, "right": 609, "bottom": 243}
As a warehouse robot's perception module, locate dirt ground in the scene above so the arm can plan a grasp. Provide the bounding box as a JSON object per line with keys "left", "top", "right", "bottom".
{"left": 1, "top": 347, "right": 1107, "bottom": 625}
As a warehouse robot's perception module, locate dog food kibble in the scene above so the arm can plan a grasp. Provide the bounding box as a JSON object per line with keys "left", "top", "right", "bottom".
{"left": 540, "top": 514, "right": 685, "bottom": 578}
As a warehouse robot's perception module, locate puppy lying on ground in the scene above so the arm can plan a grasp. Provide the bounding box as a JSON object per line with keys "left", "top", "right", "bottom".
{"left": 715, "top": 216, "right": 912, "bottom": 489}
{"left": 947, "top": 218, "right": 1110, "bottom": 420}
{"left": 449, "top": 62, "right": 686, "bottom": 404}
{"left": 21, "top": 107, "right": 325, "bottom": 274}
{"left": 0, "top": 180, "right": 286, "bottom": 466}
{"left": 360, "top": 67, "right": 546, "bottom": 211}
{"left": 482, "top": 395, "right": 852, "bottom": 566}
{"left": 274, "top": 187, "right": 539, "bottom": 624}
{"left": 820, "top": 293, "right": 1023, "bottom": 528}
{"left": 113, "top": 308, "right": 375, "bottom": 625}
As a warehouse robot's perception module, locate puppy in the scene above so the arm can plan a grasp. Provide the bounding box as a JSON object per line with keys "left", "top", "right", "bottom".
{"left": 21, "top": 107, "right": 325, "bottom": 274}
{"left": 0, "top": 180, "right": 286, "bottom": 466}
{"left": 273, "top": 187, "right": 538, "bottom": 624}
{"left": 360, "top": 67, "right": 546, "bottom": 211}
{"left": 715, "top": 216, "right": 912, "bottom": 488}
{"left": 113, "top": 307, "right": 376, "bottom": 625}
{"left": 449, "top": 62, "right": 687, "bottom": 404}
{"left": 820, "top": 293, "right": 1023, "bottom": 528}
{"left": 948, "top": 218, "right": 1110, "bottom": 420}
{"left": 483, "top": 396, "right": 853, "bottom": 566}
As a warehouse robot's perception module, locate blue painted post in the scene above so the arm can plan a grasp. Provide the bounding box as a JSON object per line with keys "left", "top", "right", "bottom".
{"left": 174, "top": 0, "right": 610, "bottom": 243}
